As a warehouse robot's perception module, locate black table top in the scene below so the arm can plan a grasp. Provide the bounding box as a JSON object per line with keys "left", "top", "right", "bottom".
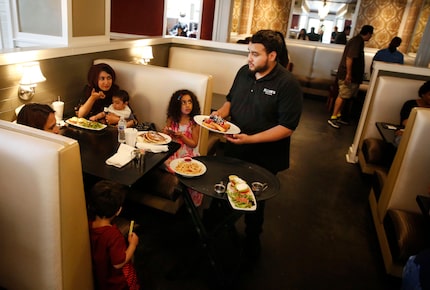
{"left": 177, "top": 155, "right": 280, "bottom": 201}
{"left": 375, "top": 122, "right": 400, "bottom": 146}
{"left": 61, "top": 125, "right": 180, "bottom": 186}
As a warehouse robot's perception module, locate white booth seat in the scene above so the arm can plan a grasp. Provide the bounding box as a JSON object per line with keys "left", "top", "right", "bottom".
{"left": 94, "top": 59, "right": 214, "bottom": 214}
{"left": 0, "top": 120, "right": 93, "bottom": 290}
{"left": 369, "top": 108, "right": 430, "bottom": 277}
{"left": 94, "top": 59, "right": 213, "bottom": 156}
{"left": 357, "top": 76, "right": 425, "bottom": 174}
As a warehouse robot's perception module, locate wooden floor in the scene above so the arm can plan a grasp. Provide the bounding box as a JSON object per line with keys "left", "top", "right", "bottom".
{"left": 122, "top": 96, "right": 403, "bottom": 290}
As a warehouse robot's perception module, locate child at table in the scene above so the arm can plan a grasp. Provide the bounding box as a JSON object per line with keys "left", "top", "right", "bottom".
{"left": 88, "top": 180, "right": 140, "bottom": 290}
{"left": 162, "top": 89, "right": 203, "bottom": 206}
{"left": 89, "top": 89, "right": 137, "bottom": 127}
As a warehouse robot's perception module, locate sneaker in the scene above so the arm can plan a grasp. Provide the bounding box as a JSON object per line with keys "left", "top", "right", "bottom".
{"left": 327, "top": 119, "right": 340, "bottom": 129}
{"left": 337, "top": 119, "right": 350, "bottom": 125}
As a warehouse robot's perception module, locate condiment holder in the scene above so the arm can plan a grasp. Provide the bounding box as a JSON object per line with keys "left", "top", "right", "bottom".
{"left": 251, "top": 182, "right": 268, "bottom": 195}
{"left": 214, "top": 181, "right": 226, "bottom": 195}
{"left": 131, "top": 149, "right": 145, "bottom": 168}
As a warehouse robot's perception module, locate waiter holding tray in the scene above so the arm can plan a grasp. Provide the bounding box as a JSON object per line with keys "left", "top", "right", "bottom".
{"left": 212, "top": 29, "right": 303, "bottom": 259}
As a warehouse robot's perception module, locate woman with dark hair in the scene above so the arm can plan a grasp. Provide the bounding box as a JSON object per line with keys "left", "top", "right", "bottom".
{"left": 76, "top": 63, "right": 120, "bottom": 120}
{"left": 17, "top": 103, "right": 59, "bottom": 134}
{"left": 297, "top": 28, "right": 309, "bottom": 40}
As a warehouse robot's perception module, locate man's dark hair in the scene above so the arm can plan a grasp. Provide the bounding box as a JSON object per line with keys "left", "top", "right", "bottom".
{"left": 360, "top": 25, "right": 374, "bottom": 36}
{"left": 418, "top": 81, "right": 430, "bottom": 98}
{"left": 17, "top": 103, "right": 54, "bottom": 130}
{"left": 88, "top": 180, "right": 127, "bottom": 218}
{"left": 251, "top": 30, "right": 284, "bottom": 59}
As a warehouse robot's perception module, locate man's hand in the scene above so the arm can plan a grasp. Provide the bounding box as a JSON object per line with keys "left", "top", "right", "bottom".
{"left": 225, "top": 133, "right": 249, "bottom": 144}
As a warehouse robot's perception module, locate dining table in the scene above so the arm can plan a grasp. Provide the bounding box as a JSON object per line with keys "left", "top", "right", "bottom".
{"left": 60, "top": 124, "right": 180, "bottom": 186}
{"left": 174, "top": 155, "right": 280, "bottom": 286}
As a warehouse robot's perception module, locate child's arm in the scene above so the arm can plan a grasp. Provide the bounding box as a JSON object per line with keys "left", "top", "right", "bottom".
{"left": 177, "top": 122, "right": 200, "bottom": 148}
{"left": 162, "top": 118, "right": 174, "bottom": 135}
{"left": 105, "top": 113, "right": 120, "bottom": 126}
{"left": 113, "top": 232, "right": 139, "bottom": 269}
{"left": 89, "top": 111, "right": 105, "bottom": 121}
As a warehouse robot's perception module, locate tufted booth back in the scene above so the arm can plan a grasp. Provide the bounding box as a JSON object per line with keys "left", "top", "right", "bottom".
{"left": 168, "top": 46, "right": 246, "bottom": 96}
{"left": 359, "top": 76, "right": 424, "bottom": 142}
{"left": 0, "top": 120, "right": 93, "bottom": 290}
{"left": 377, "top": 108, "right": 430, "bottom": 220}
{"left": 94, "top": 59, "right": 213, "bottom": 155}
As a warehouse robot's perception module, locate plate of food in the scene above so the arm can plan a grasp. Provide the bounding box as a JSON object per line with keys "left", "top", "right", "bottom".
{"left": 194, "top": 115, "right": 240, "bottom": 134}
{"left": 136, "top": 131, "right": 171, "bottom": 145}
{"left": 66, "top": 117, "right": 106, "bottom": 131}
{"left": 170, "top": 157, "right": 207, "bottom": 178}
{"left": 226, "top": 175, "right": 257, "bottom": 211}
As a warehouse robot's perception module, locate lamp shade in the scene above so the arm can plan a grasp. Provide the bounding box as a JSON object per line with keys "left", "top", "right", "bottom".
{"left": 141, "top": 46, "right": 154, "bottom": 60}
{"left": 19, "top": 62, "right": 46, "bottom": 85}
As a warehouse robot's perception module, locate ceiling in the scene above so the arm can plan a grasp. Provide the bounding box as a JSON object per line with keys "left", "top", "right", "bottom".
{"left": 304, "top": 0, "right": 357, "bottom": 15}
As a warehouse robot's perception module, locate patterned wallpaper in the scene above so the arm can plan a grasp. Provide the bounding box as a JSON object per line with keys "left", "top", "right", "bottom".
{"left": 231, "top": 0, "right": 427, "bottom": 51}
{"left": 355, "top": 0, "right": 407, "bottom": 49}
{"left": 250, "top": 0, "right": 292, "bottom": 36}
{"left": 232, "top": 0, "right": 292, "bottom": 37}
{"left": 231, "top": 0, "right": 241, "bottom": 33}
{"left": 410, "top": 1, "right": 430, "bottom": 52}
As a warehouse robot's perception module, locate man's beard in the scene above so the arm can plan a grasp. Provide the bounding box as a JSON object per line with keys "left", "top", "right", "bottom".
{"left": 248, "top": 60, "right": 269, "bottom": 74}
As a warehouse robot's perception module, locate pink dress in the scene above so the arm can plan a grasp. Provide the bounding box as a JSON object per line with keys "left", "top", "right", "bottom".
{"left": 167, "top": 120, "right": 203, "bottom": 206}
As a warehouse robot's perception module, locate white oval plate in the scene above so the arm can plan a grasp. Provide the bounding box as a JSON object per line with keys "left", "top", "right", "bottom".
{"left": 170, "top": 157, "right": 207, "bottom": 178}
{"left": 194, "top": 115, "right": 241, "bottom": 134}
{"left": 226, "top": 182, "right": 257, "bottom": 211}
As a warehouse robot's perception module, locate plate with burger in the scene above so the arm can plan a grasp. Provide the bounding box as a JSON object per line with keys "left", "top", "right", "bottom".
{"left": 226, "top": 175, "right": 257, "bottom": 211}
{"left": 194, "top": 115, "right": 240, "bottom": 134}
{"left": 136, "top": 131, "right": 171, "bottom": 145}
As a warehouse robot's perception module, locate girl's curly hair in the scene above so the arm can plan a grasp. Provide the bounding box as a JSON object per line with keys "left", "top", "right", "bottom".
{"left": 166, "top": 89, "right": 201, "bottom": 123}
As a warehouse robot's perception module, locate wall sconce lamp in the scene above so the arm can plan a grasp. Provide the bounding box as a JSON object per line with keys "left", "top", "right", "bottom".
{"left": 140, "top": 46, "right": 153, "bottom": 65}
{"left": 18, "top": 62, "right": 46, "bottom": 100}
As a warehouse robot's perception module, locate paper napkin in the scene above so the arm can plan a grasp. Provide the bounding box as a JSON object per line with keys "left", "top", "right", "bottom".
{"left": 106, "top": 143, "right": 136, "bottom": 168}
{"left": 136, "top": 142, "right": 168, "bottom": 153}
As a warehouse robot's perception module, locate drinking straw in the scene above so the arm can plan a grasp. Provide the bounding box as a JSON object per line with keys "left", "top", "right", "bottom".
{"left": 129, "top": 220, "right": 134, "bottom": 236}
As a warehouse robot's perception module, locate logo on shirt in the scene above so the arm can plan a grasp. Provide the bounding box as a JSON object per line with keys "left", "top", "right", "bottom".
{"left": 263, "top": 88, "right": 276, "bottom": 96}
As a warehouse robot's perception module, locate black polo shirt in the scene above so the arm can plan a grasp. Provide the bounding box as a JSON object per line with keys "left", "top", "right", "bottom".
{"left": 225, "top": 63, "right": 302, "bottom": 173}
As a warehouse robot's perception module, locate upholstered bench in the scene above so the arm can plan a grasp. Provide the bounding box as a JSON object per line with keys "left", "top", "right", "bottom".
{"left": 369, "top": 108, "right": 430, "bottom": 277}
{"left": 384, "top": 209, "right": 430, "bottom": 265}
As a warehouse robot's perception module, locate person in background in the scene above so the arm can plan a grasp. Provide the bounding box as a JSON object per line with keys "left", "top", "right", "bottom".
{"left": 297, "top": 28, "right": 309, "bottom": 40}
{"left": 162, "top": 89, "right": 203, "bottom": 206}
{"left": 328, "top": 25, "right": 374, "bottom": 129}
{"left": 335, "top": 25, "right": 351, "bottom": 45}
{"left": 16, "top": 103, "right": 59, "bottom": 134}
{"left": 213, "top": 29, "right": 302, "bottom": 258}
{"left": 308, "top": 27, "right": 320, "bottom": 41}
{"left": 371, "top": 36, "right": 404, "bottom": 73}
{"left": 76, "top": 63, "right": 119, "bottom": 120}
{"left": 88, "top": 180, "right": 140, "bottom": 290}
{"left": 331, "top": 26, "right": 339, "bottom": 43}
{"left": 399, "top": 81, "right": 430, "bottom": 127}
{"left": 402, "top": 248, "right": 430, "bottom": 290}
{"left": 318, "top": 25, "right": 325, "bottom": 42}
{"left": 89, "top": 89, "right": 137, "bottom": 128}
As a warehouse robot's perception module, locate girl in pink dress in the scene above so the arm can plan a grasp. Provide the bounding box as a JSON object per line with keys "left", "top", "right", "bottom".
{"left": 163, "top": 89, "right": 203, "bottom": 206}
